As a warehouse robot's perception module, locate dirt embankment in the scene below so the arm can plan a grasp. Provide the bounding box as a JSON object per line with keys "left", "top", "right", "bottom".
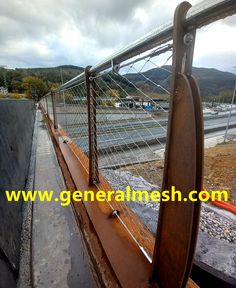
{"left": 123, "top": 142, "right": 236, "bottom": 205}
{"left": 204, "top": 142, "right": 236, "bottom": 205}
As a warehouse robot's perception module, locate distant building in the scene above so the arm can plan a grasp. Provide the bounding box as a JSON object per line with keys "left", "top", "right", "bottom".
{"left": 151, "top": 98, "right": 169, "bottom": 110}
{"left": 119, "top": 96, "right": 139, "bottom": 108}
{"left": 115, "top": 95, "right": 170, "bottom": 110}
{"left": 71, "top": 96, "right": 87, "bottom": 104}
{"left": 0, "top": 86, "right": 8, "bottom": 95}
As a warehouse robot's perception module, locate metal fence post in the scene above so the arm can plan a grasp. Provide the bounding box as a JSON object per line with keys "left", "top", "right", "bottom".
{"left": 61, "top": 90, "right": 68, "bottom": 134}
{"left": 85, "top": 66, "right": 99, "bottom": 185}
{"left": 151, "top": 2, "right": 203, "bottom": 288}
{"left": 44, "top": 97, "right": 47, "bottom": 114}
{"left": 51, "top": 90, "right": 58, "bottom": 129}
{"left": 45, "top": 95, "right": 49, "bottom": 116}
{"left": 42, "top": 97, "right": 46, "bottom": 113}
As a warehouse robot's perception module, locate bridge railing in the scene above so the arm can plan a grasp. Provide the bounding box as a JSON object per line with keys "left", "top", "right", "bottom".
{"left": 39, "top": 1, "right": 236, "bottom": 287}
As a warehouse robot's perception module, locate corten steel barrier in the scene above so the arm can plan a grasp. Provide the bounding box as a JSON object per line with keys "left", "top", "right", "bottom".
{"left": 39, "top": 1, "right": 236, "bottom": 287}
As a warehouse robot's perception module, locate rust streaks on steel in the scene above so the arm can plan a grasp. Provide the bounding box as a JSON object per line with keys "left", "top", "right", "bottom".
{"left": 43, "top": 106, "right": 199, "bottom": 288}
{"left": 43, "top": 113, "right": 120, "bottom": 288}
{"left": 47, "top": 120, "right": 154, "bottom": 288}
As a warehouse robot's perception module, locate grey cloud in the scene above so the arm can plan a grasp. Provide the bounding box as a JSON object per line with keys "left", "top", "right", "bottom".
{"left": 71, "top": 0, "right": 173, "bottom": 48}
{"left": 0, "top": 0, "right": 235, "bottom": 71}
{"left": 69, "top": 0, "right": 153, "bottom": 22}
{"left": 193, "top": 50, "right": 236, "bottom": 72}
{"left": 69, "top": 0, "right": 153, "bottom": 46}
{"left": 0, "top": 0, "right": 163, "bottom": 67}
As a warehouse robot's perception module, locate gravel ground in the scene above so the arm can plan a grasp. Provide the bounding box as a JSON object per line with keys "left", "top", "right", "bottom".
{"left": 102, "top": 169, "right": 236, "bottom": 244}
{"left": 199, "top": 207, "right": 236, "bottom": 243}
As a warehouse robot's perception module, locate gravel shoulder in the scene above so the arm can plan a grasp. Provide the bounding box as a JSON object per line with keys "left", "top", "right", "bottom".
{"left": 102, "top": 142, "right": 236, "bottom": 280}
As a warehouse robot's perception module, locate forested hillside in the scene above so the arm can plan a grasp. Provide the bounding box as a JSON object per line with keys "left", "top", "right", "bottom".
{"left": 0, "top": 65, "right": 83, "bottom": 98}
{"left": 0, "top": 65, "right": 235, "bottom": 102}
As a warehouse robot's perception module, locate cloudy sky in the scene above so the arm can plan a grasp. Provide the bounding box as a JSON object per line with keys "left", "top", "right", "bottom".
{"left": 0, "top": 0, "right": 235, "bottom": 72}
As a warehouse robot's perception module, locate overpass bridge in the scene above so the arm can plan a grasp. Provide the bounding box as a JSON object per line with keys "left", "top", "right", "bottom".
{"left": 1, "top": 1, "right": 236, "bottom": 288}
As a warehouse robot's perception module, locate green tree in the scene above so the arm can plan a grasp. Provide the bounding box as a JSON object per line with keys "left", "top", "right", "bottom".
{"left": 106, "top": 89, "right": 120, "bottom": 98}
{"left": 22, "top": 76, "right": 48, "bottom": 99}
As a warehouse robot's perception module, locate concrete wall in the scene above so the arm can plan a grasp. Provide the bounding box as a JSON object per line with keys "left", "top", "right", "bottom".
{"left": 0, "top": 100, "right": 35, "bottom": 287}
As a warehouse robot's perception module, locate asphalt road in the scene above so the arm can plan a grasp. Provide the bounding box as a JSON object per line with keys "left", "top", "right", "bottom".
{"left": 57, "top": 111, "right": 236, "bottom": 153}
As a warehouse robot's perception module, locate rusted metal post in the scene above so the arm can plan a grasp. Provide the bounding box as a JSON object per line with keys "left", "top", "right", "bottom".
{"left": 51, "top": 90, "right": 58, "bottom": 129}
{"left": 42, "top": 97, "right": 46, "bottom": 113}
{"left": 151, "top": 2, "right": 203, "bottom": 288}
{"left": 45, "top": 95, "right": 49, "bottom": 116}
{"left": 41, "top": 98, "right": 43, "bottom": 112}
{"left": 44, "top": 97, "right": 47, "bottom": 114}
{"left": 85, "top": 66, "right": 99, "bottom": 185}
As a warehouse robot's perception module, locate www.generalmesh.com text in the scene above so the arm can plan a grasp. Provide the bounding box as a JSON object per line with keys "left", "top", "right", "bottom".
{"left": 5, "top": 186, "right": 228, "bottom": 206}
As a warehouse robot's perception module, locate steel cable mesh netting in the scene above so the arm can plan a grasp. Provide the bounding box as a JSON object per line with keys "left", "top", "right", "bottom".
{"left": 87, "top": 45, "right": 174, "bottom": 244}
{"left": 41, "top": 44, "right": 173, "bottom": 253}
{"left": 54, "top": 81, "right": 90, "bottom": 172}
{"left": 94, "top": 45, "right": 173, "bottom": 191}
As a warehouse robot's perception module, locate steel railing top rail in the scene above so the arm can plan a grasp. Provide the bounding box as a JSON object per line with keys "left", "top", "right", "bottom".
{"left": 60, "top": 0, "right": 236, "bottom": 90}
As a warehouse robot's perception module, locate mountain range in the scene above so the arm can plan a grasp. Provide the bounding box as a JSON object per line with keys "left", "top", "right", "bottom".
{"left": 125, "top": 65, "right": 235, "bottom": 100}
